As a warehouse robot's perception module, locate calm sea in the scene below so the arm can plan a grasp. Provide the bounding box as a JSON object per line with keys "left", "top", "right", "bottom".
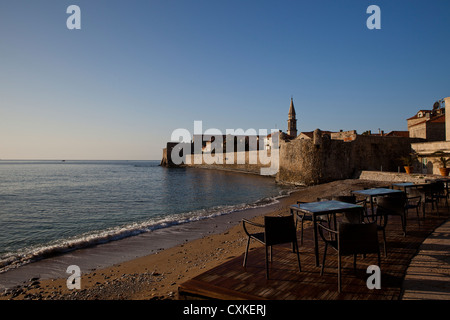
{"left": 0, "top": 160, "right": 290, "bottom": 273}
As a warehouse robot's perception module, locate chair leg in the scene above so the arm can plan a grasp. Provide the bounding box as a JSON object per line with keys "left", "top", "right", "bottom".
{"left": 265, "top": 245, "right": 269, "bottom": 279}
{"left": 300, "top": 218, "right": 304, "bottom": 245}
{"left": 320, "top": 243, "right": 328, "bottom": 276}
{"left": 436, "top": 200, "right": 440, "bottom": 216}
{"left": 243, "top": 237, "right": 251, "bottom": 267}
{"left": 416, "top": 207, "right": 421, "bottom": 226}
{"left": 294, "top": 240, "right": 301, "bottom": 272}
{"left": 338, "top": 254, "right": 342, "bottom": 293}
{"left": 422, "top": 202, "right": 426, "bottom": 219}
{"left": 382, "top": 229, "right": 387, "bottom": 257}
{"left": 402, "top": 214, "right": 407, "bottom": 237}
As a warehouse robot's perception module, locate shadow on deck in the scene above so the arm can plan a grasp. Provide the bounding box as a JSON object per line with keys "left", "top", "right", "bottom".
{"left": 178, "top": 206, "right": 449, "bottom": 300}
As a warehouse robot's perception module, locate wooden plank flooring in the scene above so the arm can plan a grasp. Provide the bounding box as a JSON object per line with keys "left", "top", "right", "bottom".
{"left": 178, "top": 205, "right": 449, "bottom": 300}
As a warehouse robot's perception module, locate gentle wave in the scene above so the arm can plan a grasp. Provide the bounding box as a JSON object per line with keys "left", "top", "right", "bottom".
{"left": 0, "top": 189, "right": 297, "bottom": 274}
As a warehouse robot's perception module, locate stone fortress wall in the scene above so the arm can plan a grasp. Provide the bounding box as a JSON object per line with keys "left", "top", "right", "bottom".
{"left": 161, "top": 131, "right": 417, "bottom": 186}
{"left": 277, "top": 130, "right": 415, "bottom": 185}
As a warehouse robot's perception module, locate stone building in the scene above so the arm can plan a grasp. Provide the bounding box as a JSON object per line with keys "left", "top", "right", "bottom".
{"left": 409, "top": 97, "right": 450, "bottom": 174}
{"left": 407, "top": 101, "right": 446, "bottom": 141}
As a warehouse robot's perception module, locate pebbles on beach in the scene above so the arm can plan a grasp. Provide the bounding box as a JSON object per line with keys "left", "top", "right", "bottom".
{"left": 0, "top": 234, "right": 249, "bottom": 300}
{"left": 2, "top": 271, "right": 169, "bottom": 300}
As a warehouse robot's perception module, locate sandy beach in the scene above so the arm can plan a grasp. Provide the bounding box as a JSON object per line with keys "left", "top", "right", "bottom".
{"left": 0, "top": 179, "right": 392, "bottom": 300}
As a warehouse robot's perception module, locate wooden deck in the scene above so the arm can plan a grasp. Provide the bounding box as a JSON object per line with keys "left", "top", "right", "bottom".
{"left": 178, "top": 205, "right": 449, "bottom": 300}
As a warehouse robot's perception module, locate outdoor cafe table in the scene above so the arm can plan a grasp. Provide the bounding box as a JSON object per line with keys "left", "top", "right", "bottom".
{"left": 391, "top": 182, "right": 415, "bottom": 192}
{"left": 391, "top": 182, "right": 429, "bottom": 192}
{"left": 351, "top": 188, "right": 404, "bottom": 219}
{"left": 289, "top": 200, "right": 364, "bottom": 267}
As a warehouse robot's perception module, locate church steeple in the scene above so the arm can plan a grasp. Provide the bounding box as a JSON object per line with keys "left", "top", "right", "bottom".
{"left": 289, "top": 97, "right": 296, "bottom": 118}
{"left": 287, "top": 97, "right": 297, "bottom": 138}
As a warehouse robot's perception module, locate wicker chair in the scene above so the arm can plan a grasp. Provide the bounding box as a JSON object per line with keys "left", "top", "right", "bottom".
{"left": 242, "top": 215, "right": 301, "bottom": 279}
{"left": 318, "top": 221, "right": 381, "bottom": 293}
{"left": 417, "top": 183, "right": 441, "bottom": 218}
{"left": 375, "top": 194, "right": 408, "bottom": 237}
{"left": 404, "top": 188, "right": 423, "bottom": 225}
{"left": 430, "top": 181, "right": 449, "bottom": 215}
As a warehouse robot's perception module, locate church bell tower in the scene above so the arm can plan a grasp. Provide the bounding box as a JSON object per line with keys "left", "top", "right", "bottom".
{"left": 287, "top": 97, "right": 297, "bottom": 138}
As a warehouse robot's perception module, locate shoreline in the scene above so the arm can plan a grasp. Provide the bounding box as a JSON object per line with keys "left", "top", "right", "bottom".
{"left": 0, "top": 179, "right": 390, "bottom": 300}
{"left": 0, "top": 186, "right": 300, "bottom": 292}
{"left": 0, "top": 191, "right": 290, "bottom": 276}
{"left": 0, "top": 165, "right": 293, "bottom": 278}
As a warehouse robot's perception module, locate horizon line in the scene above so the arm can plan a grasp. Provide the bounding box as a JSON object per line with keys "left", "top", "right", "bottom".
{"left": 0, "top": 159, "right": 160, "bottom": 162}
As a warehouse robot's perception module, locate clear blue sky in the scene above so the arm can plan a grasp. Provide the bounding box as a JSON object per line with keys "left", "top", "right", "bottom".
{"left": 1, "top": 0, "right": 449, "bottom": 160}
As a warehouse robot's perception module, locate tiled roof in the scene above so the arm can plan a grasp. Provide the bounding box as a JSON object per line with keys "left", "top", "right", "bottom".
{"left": 407, "top": 110, "right": 432, "bottom": 120}
{"left": 385, "top": 131, "right": 410, "bottom": 137}
{"left": 408, "top": 114, "right": 445, "bottom": 128}
{"left": 430, "top": 114, "right": 445, "bottom": 123}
